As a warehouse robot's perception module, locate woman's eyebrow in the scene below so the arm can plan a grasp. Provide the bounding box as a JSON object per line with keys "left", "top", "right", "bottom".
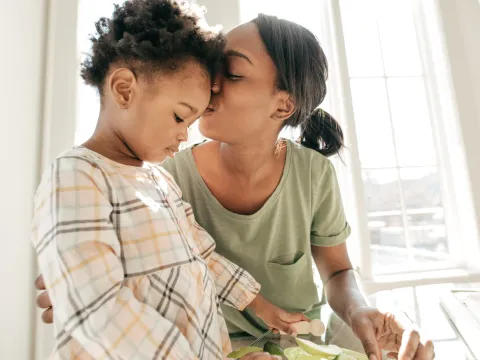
{"left": 225, "top": 49, "right": 253, "bottom": 65}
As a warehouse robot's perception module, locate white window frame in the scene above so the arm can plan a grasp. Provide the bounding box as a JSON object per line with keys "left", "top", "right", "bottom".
{"left": 321, "top": 0, "right": 480, "bottom": 292}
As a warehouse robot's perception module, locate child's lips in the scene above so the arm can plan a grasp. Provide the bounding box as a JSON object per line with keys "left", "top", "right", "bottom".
{"left": 166, "top": 147, "right": 179, "bottom": 157}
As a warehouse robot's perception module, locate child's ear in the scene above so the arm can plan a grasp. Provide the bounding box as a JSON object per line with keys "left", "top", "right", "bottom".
{"left": 108, "top": 68, "right": 137, "bottom": 109}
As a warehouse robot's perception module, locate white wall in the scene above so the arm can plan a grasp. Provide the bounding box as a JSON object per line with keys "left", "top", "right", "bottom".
{"left": 0, "top": 0, "right": 47, "bottom": 359}
{"left": 0, "top": 0, "right": 78, "bottom": 358}
{"left": 33, "top": 0, "right": 79, "bottom": 358}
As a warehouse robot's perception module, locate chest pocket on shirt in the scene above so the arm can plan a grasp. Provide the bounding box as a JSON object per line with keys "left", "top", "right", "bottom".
{"left": 266, "top": 251, "right": 308, "bottom": 277}
{"left": 265, "top": 252, "right": 315, "bottom": 307}
{"left": 268, "top": 251, "right": 304, "bottom": 266}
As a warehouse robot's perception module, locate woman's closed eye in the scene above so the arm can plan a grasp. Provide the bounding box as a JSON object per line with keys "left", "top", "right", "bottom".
{"left": 225, "top": 70, "right": 243, "bottom": 80}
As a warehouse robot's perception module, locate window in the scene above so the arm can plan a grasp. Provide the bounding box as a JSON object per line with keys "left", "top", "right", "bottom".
{"left": 339, "top": 0, "right": 452, "bottom": 275}
{"left": 240, "top": 0, "right": 476, "bottom": 281}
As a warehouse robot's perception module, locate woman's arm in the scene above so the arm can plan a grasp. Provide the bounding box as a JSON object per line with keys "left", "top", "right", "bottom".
{"left": 311, "top": 243, "right": 434, "bottom": 360}
{"left": 311, "top": 242, "right": 367, "bottom": 326}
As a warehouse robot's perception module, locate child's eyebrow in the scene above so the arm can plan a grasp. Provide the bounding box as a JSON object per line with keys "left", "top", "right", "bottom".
{"left": 179, "top": 102, "right": 197, "bottom": 114}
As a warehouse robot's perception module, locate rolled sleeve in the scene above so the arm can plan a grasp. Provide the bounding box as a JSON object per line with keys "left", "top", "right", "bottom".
{"left": 311, "top": 161, "right": 351, "bottom": 247}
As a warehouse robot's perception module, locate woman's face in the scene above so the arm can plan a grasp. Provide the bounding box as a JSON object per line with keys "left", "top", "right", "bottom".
{"left": 199, "top": 22, "right": 283, "bottom": 144}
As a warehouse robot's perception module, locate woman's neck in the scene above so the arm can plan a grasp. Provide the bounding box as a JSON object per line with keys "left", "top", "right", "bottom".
{"left": 217, "top": 137, "right": 286, "bottom": 182}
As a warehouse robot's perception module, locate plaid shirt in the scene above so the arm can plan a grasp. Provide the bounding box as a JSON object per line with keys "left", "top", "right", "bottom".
{"left": 32, "top": 147, "right": 260, "bottom": 360}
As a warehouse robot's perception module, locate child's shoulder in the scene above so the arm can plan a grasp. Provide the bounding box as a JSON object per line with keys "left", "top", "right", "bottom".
{"left": 53, "top": 146, "right": 104, "bottom": 169}
{"left": 41, "top": 147, "right": 111, "bottom": 180}
{"left": 38, "top": 147, "right": 110, "bottom": 190}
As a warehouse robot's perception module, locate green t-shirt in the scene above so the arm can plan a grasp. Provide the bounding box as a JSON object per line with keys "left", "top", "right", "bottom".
{"left": 162, "top": 139, "right": 351, "bottom": 337}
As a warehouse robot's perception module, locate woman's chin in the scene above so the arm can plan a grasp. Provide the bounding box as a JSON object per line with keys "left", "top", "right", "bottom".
{"left": 198, "top": 117, "right": 217, "bottom": 139}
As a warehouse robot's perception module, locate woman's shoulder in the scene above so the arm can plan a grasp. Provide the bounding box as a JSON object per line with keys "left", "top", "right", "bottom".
{"left": 161, "top": 141, "right": 209, "bottom": 184}
{"left": 287, "top": 139, "right": 332, "bottom": 174}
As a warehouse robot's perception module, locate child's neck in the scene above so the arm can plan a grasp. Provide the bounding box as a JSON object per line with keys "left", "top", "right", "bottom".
{"left": 83, "top": 114, "right": 143, "bottom": 167}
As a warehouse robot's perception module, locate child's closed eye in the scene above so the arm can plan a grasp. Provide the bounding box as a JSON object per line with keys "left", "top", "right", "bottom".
{"left": 174, "top": 114, "right": 184, "bottom": 123}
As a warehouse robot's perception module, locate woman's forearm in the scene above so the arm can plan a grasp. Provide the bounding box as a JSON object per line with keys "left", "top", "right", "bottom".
{"left": 311, "top": 243, "right": 370, "bottom": 326}
{"left": 323, "top": 269, "right": 369, "bottom": 326}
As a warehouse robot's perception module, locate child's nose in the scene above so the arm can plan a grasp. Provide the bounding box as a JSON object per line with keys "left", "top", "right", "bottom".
{"left": 178, "top": 127, "right": 188, "bottom": 143}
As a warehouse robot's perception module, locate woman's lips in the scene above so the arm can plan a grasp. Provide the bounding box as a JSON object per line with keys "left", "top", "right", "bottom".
{"left": 203, "top": 107, "right": 215, "bottom": 116}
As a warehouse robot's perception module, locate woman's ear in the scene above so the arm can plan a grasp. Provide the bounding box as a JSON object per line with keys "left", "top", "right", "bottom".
{"left": 272, "top": 92, "right": 295, "bottom": 122}
{"left": 108, "top": 68, "right": 137, "bottom": 109}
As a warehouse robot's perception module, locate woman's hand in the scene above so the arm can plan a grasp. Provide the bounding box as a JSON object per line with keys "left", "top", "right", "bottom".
{"left": 247, "top": 293, "right": 309, "bottom": 335}
{"left": 349, "top": 306, "right": 435, "bottom": 360}
{"left": 35, "top": 274, "right": 53, "bottom": 324}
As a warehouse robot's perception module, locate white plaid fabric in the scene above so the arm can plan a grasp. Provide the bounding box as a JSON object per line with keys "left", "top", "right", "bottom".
{"left": 32, "top": 147, "right": 260, "bottom": 359}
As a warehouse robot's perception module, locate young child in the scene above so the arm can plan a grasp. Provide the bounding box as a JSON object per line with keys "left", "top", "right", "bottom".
{"left": 31, "top": 1, "right": 304, "bottom": 359}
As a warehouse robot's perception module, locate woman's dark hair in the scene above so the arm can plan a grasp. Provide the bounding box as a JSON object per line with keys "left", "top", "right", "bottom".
{"left": 81, "top": 0, "right": 225, "bottom": 94}
{"left": 252, "top": 14, "right": 344, "bottom": 157}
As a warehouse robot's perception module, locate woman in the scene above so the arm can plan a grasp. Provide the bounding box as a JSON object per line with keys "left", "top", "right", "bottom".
{"left": 36, "top": 13, "right": 434, "bottom": 360}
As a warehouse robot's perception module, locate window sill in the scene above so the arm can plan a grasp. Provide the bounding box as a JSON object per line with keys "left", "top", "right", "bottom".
{"left": 363, "top": 268, "right": 480, "bottom": 293}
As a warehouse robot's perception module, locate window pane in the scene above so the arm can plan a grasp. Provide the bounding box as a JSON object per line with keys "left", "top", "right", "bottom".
{"left": 364, "top": 169, "right": 408, "bottom": 266}
{"left": 372, "top": 240, "right": 410, "bottom": 274}
{"left": 363, "top": 169, "right": 402, "bottom": 212}
{"left": 375, "top": 0, "right": 422, "bottom": 76}
{"left": 369, "top": 213, "right": 405, "bottom": 246}
{"left": 351, "top": 79, "right": 397, "bottom": 168}
{"left": 340, "top": 0, "right": 384, "bottom": 77}
{"left": 402, "top": 167, "right": 449, "bottom": 256}
{"left": 387, "top": 78, "right": 437, "bottom": 167}
{"left": 410, "top": 222, "right": 448, "bottom": 255}
{"left": 401, "top": 167, "right": 443, "bottom": 209}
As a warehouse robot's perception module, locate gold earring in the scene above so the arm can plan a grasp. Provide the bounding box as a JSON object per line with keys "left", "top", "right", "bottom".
{"left": 274, "top": 138, "right": 286, "bottom": 157}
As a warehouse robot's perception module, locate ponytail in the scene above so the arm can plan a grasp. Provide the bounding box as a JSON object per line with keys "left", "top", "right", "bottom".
{"left": 252, "top": 14, "right": 343, "bottom": 156}
{"left": 299, "top": 108, "right": 344, "bottom": 157}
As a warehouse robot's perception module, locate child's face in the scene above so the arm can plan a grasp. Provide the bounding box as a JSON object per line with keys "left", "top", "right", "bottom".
{"left": 109, "top": 61, "right": 211, "bottom": 164}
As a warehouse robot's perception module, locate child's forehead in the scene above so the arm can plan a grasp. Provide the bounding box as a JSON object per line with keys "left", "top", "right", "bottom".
{"left": 165, "top": 62, "right": 211, "bottom": 87}
{"left": 152, "top": 65, "right": 211, "bottom": 108}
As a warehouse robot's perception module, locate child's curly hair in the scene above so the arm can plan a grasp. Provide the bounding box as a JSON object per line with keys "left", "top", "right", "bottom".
{"left": 81, "top": 0, "right": 225, "bottom": 93}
